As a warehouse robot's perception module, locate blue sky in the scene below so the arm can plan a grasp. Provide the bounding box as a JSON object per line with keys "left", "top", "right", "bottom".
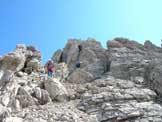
{"left": 0, "top": 0, "right": 162, "bottom": 64}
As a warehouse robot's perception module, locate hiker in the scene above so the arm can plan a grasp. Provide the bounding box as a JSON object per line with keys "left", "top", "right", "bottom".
{"left": 76, "top": 60, "right": 81, "bottom": 68}
{"left": 75, "top": 45, "right": 82, "bottom": 68}
{"left": 46, "top": 59, "right": 54, "bottom": 77}
{"left": 78, "top": 45, "right": 82, "bottom": 52}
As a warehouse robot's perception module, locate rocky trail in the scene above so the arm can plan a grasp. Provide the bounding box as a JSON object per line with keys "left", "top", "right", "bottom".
{"left": 0, "top": 38, "right": 162, "bottom": 122}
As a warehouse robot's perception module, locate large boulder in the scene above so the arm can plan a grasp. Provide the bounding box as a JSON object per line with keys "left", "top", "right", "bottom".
{"left": 32, "top": 87, "right": 51, "bottom": 105}
{"left": 26, "top": 59, "right": 41, "bottom": 72}
{"left": 0, "top": 70, "right": 13, "bottom": 84}
{"left": 17, "top": 45, "right": 42, "bottom": 74}
{"left": 26, "top": 46, "right": 42, "bottom": 60}
{"left": 16, "top": 87, "right": 36, "bottom": 108}
{"left": 44, "top": 78, "right": 68, "bottom": 102}
{"left": 68, "top": 69, "right": 94, "bottom": 84}
{"left": 0, "top": 53, "right": 25, "bottom": 72}
{"left": 16, "top": 44, "right": 26, "bottom": 52}
{"left": 0, "top": 70, "right": 19, "bottom": 107}
{"left": 0, "top": 44, "right": 42, "bottom": 74}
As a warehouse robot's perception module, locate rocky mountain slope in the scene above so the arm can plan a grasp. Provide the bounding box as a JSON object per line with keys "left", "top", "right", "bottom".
{"left": 0, "top": 38, "right": 162, "bottom": 122}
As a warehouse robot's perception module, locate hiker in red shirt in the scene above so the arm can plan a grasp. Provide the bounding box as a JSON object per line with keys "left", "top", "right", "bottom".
{"left": 46, "top": 59, "right": 54, "bottom": 77}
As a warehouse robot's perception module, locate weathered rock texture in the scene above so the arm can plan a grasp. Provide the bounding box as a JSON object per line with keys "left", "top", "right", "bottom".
{"left": 0, "top": 38, "right": 162, "bottom": 122}
{"left": 78, "top": 75, "right": 162, "bottom": 122}
{"left": 144, "top": 60, "right": 162, "bottom": 103}
{"left": 52, "top": 38, "right": 110, "bottom": 77}
{"left": 44, "top": 77, "right": 68, "bottom": 102}
{"left": 107, "top": 37, "right": 162, "bottom": 79}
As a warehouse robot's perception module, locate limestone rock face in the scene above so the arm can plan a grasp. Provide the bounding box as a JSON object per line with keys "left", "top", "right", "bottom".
{"left": 107, "top": 38, "right": 162, "bottom": 79}
{"left": 52, "top": 49, "right": 62, "bottom": 63}
{"left": 107, "top": 40, "right": 123, "bottom": 48}
{"left": 78, "top": 75, "right": 162, "bottom": 121}
{"left": 44, "top": 77, "right": 68, "bottom": 102}
{"left": 144, "top": 40, "right": 161, "bottom": 51}
{"left": 144, "top": 60, "right": 162, "bottom": 100}
{"left": 107, "top": 37, "right": 144, "bottom": 50}
{"left": 0, "top": 40, "right": 162, "bottom": 122}
{"left": 52, "top": 38, "right": 110, "bottom": 77}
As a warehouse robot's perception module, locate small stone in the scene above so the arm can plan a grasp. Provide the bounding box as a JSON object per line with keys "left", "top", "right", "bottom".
{"left": 16, "top": 71, "right": 24, "bottom": 77}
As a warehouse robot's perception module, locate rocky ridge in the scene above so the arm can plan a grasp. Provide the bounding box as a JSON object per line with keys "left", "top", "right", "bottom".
{"left": 0, "top": 38, "right": 162, "bottom": 122}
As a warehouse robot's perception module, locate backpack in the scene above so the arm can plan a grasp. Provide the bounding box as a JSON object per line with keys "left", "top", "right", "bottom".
{"left": 78, "top": 45, "right": 82, "bottom": 52}
{"left": 47, "top": 61, "right": 54, "bottom": 71}
{"left": 76, "top": 61, "right": 80, "bottom": 68}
